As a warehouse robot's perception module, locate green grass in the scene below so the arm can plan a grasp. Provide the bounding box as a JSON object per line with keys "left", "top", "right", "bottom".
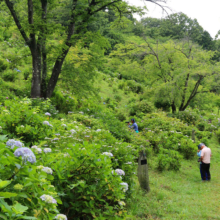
{"left": 127, "top": 136, "right": 220, "bottom": 220}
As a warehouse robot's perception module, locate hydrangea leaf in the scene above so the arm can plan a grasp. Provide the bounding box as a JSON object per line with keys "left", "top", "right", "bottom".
{"left": 0, "top": 192, "right": 17, "bottom": 198}
{"left": 12, "top": 203, "right": 28, "bottom": 214}
{"left": 0, "top": 180, "right": 11, "bottom": 189}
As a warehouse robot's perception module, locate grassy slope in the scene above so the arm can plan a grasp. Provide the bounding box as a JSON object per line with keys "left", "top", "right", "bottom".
{"left": 95, "top": 73, "right": 220, "bottom": 219}
{"left": 127, "top": 136, "right": 220, "bottom": 220}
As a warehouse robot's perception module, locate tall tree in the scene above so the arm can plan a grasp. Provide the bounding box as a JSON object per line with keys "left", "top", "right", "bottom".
{"left": 109, "top": 38, "right": 220, "bottom": 112}
{"left": 1, "top": 0, "right": 167, "bottom": 98}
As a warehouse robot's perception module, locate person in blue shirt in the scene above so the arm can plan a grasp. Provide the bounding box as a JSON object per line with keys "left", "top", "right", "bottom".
{"left": 128, "top": 119, "right": 139, "bottom": 133}
{"left": 197, "top": 143, "right": 208, "bottom": 180}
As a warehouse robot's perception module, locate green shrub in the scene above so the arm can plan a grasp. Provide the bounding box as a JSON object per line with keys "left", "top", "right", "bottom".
{"left": 50, "top": 90, "right": 76, "bottom": 114}
{"left": 116, "top": 111, "right": 126, "bottom": 121}
{"left": 0, "top": 138, "right": 61, "bottom": 219}
{"left": 114, "top": 94, "right": 122, "bottom": 102}
{"left": 157, "top": 149, "right": 182, "bottom": 171}
{"left": 197, "top": 122, "right": 206, "bottom": 131}
{"left": 215, "top": 129, "right": 220, "bottom": 143}
{"left": 129, "top": 100, "right": 154, "bottom": 116}
{"left": 23, "top": 68, "right": 31, "bottom": 80}
{"left": 0, "top": 59, "right": 8, "bottom": 72}
{"left": 2, "top": 69, "right": 17, "bottom": 82}
{"left": 154, "top": 100, "right": 170, "bottom": 112}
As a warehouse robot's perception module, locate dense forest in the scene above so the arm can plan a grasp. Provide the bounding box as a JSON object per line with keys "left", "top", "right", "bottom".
{"left": 0, "top": 0, "right": 220, "bottom": 219}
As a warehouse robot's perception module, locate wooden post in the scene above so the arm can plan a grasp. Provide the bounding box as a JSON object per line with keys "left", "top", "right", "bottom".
{"left": 192, "top": 129, "right": 195, "bottom": 143}
{"left": 137, "top": 150, "right": 150, "bottom": 192}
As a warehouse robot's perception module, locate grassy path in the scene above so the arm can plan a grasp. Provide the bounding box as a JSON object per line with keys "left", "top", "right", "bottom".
{"left": 127, "top": 137, "right": 220, "bottom": 220}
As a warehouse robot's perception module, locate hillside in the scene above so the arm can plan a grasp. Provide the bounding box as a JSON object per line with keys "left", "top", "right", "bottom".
{"left": 1, "top": 0, "right": 220, "bottom": 219}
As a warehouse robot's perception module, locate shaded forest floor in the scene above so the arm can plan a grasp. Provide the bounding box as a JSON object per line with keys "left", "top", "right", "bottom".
{"left": 127, "top": 136, "right": 220, "bottom": 220}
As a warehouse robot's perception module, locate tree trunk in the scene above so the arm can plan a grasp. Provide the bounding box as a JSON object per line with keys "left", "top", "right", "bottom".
{"left": 46, "top": 48, "right": 70, "bottom": 98}
{"left": 30, "top": 48, "right": 41, "bottom": 98}
{"left": 171, "top": 101, "right": 176, "bottom": 113}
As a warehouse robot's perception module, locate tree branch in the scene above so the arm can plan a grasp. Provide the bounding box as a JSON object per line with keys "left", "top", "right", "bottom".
{"left": 4, "top": 0, "right": 30, "bottom": 45}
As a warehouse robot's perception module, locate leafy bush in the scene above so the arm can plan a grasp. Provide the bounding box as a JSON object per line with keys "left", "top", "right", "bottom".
{"left": 0, "top": 59, "right": 8, "bottom": 72}
{"left": 2, "top": 69, "right": 17, "bottom": 82}
{"left": 157, "top": 149, "right": 182, "bottom": 171}
{"left": 116, "top": 111, "right": 126, "bottom": 121}
{"left": 215, "top": 129, "right": 220, "bottom": 143}
{"left": 0, "top": 137, "right": 62, "bottom": 219}
{"left": 114, "top": 94, "right": 122, "bottom": 102}
{"left": 154, "top": 100, "right": 170, "bottom": 112}
{"left": 129, "top": 100, "right": 154, "bottom": 116}
{"left": 50, "top": 90, "right": 76, "bottom": 114}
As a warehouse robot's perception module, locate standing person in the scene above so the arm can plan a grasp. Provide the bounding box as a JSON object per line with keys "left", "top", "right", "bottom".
{"left": 200, "top": 143, "right": 211, "bottom": 181}
{"left": 197, "top": 144, "right": 208, "bottom": 180}
{"left": 128, "top": 119, "right": 139, "bottom": 133}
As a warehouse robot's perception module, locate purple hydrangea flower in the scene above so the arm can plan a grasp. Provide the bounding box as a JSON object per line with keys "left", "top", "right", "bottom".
{"left": 14, "top": 147, "right": 36, "bottom": 163}
{"left": 112, "top": 169, "right": 125, "bottom": 176}
{"left": 45, "top": 112, "right": 51, "bottom": 116}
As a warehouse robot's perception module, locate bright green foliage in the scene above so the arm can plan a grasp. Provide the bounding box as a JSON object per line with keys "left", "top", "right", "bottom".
{"left": 0, "top": 141, "right": 59, "bottom": 219}
{"left": 0, "top": 98, "right": 140, "bottom": 219}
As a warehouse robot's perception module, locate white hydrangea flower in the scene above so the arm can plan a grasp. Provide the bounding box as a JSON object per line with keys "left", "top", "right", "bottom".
{"left": 102, "top": 152, "right": 113, "bottom": 157}
{"left": 31, "top": 145, "right": 38, "bottom": 149}
{"left": 36, "top": 148, "right": 42, "bottom": 154}
{"left": 96, "top": 129, "right": 101, "bottom": 132}
{"left": 40, "top": 194, "right": 57, "bottom": 204}
{"left": 120, "top": 182, "right": 129, "bottom": 192}
{"left": 70, "top": 129, "right": 76, "bottom": 134}
{"left": 62, "top": 124, "right": 67, "bottom": 127}
{"left": 42, "top": 167, "right": 53, "bottom": 174}
{"left": 43, "top": 148, "right": 52, "bottom": 153}
{"left": 125, "top": 162, "right": 132, "bottom": 165}
{"left": 55, "top": 214, "right": 67, "bottom": 220}
{"left": 118, "top": 201, "right": 126, "bottom": 206}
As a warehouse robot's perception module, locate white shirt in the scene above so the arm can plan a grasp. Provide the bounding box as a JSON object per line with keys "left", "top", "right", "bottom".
{"left": 201, "top": 146, "right": 211, "bottom": 164}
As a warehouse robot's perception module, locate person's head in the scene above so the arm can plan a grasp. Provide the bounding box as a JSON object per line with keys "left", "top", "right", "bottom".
{"left": 131, "top": 118, "right": 135, "bottom": 123}
{"left": 198, "top": 143, "right": 205, "bottom": 150}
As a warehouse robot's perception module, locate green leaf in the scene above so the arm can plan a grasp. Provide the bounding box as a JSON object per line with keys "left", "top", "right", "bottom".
{"left": 0, "top": 180, "right": 11, "bottom": 189}
{"left": 12, "top": 203, "right": 28, "bottom": 214}
{"left": 0, "top": 135, "right": 8, "bottom": 142}
{"left": 0, "top": 213, "right": 7, "bottom": 220}
{"left": 0, "top": 192, "right": 17, "bottom": 198}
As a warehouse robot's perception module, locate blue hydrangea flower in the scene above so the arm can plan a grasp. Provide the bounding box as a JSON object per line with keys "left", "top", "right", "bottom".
{"left": 6, "top": 139, "right": 24, "bottom": 149}
{"left": 14, "top": 147, "right": 36, "bottom": 163}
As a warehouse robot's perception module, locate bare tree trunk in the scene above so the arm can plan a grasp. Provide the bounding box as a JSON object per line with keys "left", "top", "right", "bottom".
{"left": 171, "top": 101, "right": 176, "bottom": 113}
{"left": 40, "top": 0, "right": 48, "bottom": 98}
{"left": 46, "top": 49, "right": 70, "bottom": 98}
{"left": 30, "top": 48, "right": 41, "bottom": 98}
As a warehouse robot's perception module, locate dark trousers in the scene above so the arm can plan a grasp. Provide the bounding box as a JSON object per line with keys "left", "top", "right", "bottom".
{"left": 200, "top": 164, "right": 208, "bottom": 180}
{"left": 201, "top": 163, "right": 211, "bottom": 180}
